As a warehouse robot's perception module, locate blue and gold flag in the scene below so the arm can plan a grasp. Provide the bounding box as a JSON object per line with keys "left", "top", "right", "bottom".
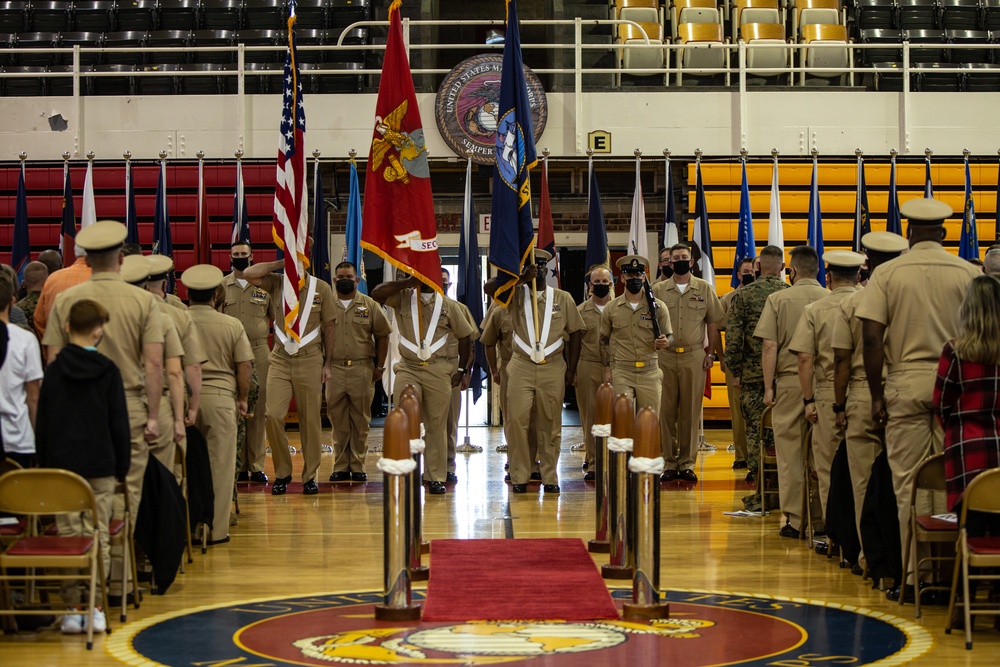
{"left": 732, "top": 157, "right": 756, "bottom": 288}
{"left": 11, "top": 163, "right": 29, "bottom": 281}
{"left": 488, "top": 0, "right": 537, "bottom": 306}
{"left": 585, "top": 156, "right": 609, "bottom": 273}
{"left": 959, "top": 155, "right": 978, "bottom": 260}
{"left": 808, "top": 155, "right": 826, "bottom": 287}
{"left": 887, "top": 153, "right": 901, "bottom": 235}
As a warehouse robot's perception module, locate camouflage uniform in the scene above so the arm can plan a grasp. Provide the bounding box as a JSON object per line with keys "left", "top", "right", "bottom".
{"left": 15, "top": 291, "right": 40, "bottom": 335}
{"left": 724, "top": 275, "right": 788, "bottom": 509}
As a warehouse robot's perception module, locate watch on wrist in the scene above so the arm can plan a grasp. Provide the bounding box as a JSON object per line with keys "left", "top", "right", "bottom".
{"left": 803, "top": 397, "right": 816, "bottom": 406}
{"left": 458, "top": 367, "right": 467, "bottom": 374}
{"left": 832, "top": 402, "right": 846, "bottom": 413}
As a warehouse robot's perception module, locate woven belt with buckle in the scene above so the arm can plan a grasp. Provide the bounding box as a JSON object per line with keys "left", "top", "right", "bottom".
{"left": 671, "top": 347, "right": 687, "bottom": 353}
{"left": 418, "top": 361, "right": 430, "bottom": 367}
{"left": 337, "top": 359, "right": 369, "bottom": 367}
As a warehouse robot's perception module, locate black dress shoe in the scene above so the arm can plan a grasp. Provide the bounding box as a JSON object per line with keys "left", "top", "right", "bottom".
{"left": 351, "top": 472, "right": 368, "bottom": 482}
{"left": 745, "top": 470, "right": 756, "bottom": 482}
{"left": 428, "top": 481, "right": 446, "bottom": 495}
{"left": 583, "top": 470, "right": 595, "bottom": 481}
{"left": 815, "top": 541, "right": 830, "bottom": 556}
{"left": 582, "top": 460, "right": 590, "bottom": 470}
{"left": 660, "top": 469, "right": 678, "bottom": 482}
{"left": 511, "top": 484, "right": 528, "bottom": 494}
{"left": 329, "top": 471, "right": 350, "bottom": 482}
{"left": 303, "top": 480, "right": 319, "bottom": 495}
{"left": 207, "top": 535, "right": 231, "bottom": 545}
{"left": 885, "top": 586, "right": 914, "bottom": 603}
{"left": 732, "top": 460, "right": 747, "bottom": 469}
{"left": 445, "top": 472, "right": 458, "bottom": 483}
{"left": 530, "top": 471, "right": 542, "bottom": 481}
{"left": 779, "top": 523, "right": 801, "bottom": 539}
{"left": 851, "top": 564, "right": 864, "bottom": 576}
{"left": 271, "top": 476, "right": 291, "bottom": 495}
{"left": 250, "top": 471, "right": 268, "bottom": 483}
{"left": 679, "top": 469, "right": 698, "bottom": 482}
{"left": 236, "top": 471, "right": 250, "bottom": 482}
{"left": 543, "top": 484, "right": 560, "bottom": 494}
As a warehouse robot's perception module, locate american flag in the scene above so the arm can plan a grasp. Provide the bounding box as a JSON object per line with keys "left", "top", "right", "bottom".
{"left": 272, "top": 4, "right": 311, "bottom": 355}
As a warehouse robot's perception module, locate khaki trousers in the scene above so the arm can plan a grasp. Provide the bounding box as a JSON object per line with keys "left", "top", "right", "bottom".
{"left": 393, "top": 360, "right": 452, "bottom": 483}
{"left": 845, "top": 379, "right": 882, "bottom": 559}
{"left": 266, "top": 345, "right": 324, "bottom": 484}
{"left": 659, "top": 350, "right": 705, "bottom": 470}
{"left": 812, "top": 383, "right": 844, "bottom": 520}
{"left": 884, "top": 367, "right": 945, "bottom": 583}
{"left": 152, "top": 394, "right": 179, "bottom": 484}
{"left": 447, "top": 384, "right": 461, "bottom": 473}
{"left": 576, "top": 360, "right": 604, "bottom": 467}
{"left": 241, "top": 340, "right": 270, "bottom": 473}
{"left": 773, "top": 375, "right": 808, "bottom": 530}
{"left": 726, "top": 369, "right": 747, "bottom": 462}
{"left": 121, "top": 392, "right": 150, "bottom": 533}
{"left": 612, "top": 363, "right": 663, "bottom": 416}
{"left": 196, "top": 389, "right": 238, "bottom": 542}
{"left": 327, "top": 361, "right": 376, "bottom": 474}
{"left": 506, "top": 355, "right": 566, "bottom": 486}
{"left": 58, "top": 476, "right": 115, "bottom": 605}
{"left": 499, "top": 364, "right": 539, "bottom": 471}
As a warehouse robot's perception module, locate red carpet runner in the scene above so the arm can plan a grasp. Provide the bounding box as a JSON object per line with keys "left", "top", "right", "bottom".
{"left": 421, "top": 538, "right": 620, "bottom": 621}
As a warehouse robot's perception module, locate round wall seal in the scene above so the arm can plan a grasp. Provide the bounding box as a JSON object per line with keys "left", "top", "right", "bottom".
{"left": 434, "top": 54, "right": 547, "bottom": 165}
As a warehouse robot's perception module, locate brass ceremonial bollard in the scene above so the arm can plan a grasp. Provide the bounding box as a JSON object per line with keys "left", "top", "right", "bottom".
{"left": 589, "top": 383, "right": 614, "bottom": 554}
{"left": 374, "top": 408, "right": 422, "bottom": 621}
{"left": 623, "top": 407, "right": 670, "bottom": 620}
{"left": 399, "top": 391, "right": 429, "bottom": 582}
{"left": 602, "top": 393, "right": 635, "bottom": 580}
{"left": 400, "top": 385, "right": 431, "bottom": 556}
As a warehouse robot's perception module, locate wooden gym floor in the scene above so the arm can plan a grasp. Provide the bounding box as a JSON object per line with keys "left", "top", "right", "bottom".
{"left": 1, "top": 425, "right": 997, "bottom": 666}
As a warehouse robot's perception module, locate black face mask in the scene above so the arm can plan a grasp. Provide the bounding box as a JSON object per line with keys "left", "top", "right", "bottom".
{"left": 672, "top": 260, "right": 691, "bottom": 276}
{"left": 740, "top": 273, "right": 755, "bottom": 286}
{"left": 660, "top": 266, "right": 673, "bottom": 280}
{"left": 625, "top": 278, "right": 643, "bottom": 294}
{"left": 859, "top": 268, "right": 871, "bottom": 282}
{"left": 231, "top": 257, "right": 250, "bottom": 271}
{"left": 335, "top": 279, "right": 355, "bottom": 296}
{"left": 591, "top": 283, "right": 611, "bottom": 299}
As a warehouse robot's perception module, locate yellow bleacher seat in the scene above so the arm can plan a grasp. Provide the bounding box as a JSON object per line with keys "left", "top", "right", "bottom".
{"left": 671, "top": 0, "right": 721, "bottom": 40}
{"left": 742, "top": 22, "right": 789, "bottom": 81}
{"left": 617, "top": 21, "right": 667, "bottom": 83}
{"left": 676, "top": 22, "right": 728, "bottom": 85}
{"left": 800, "top": 23, "right": 851, "bottom": 85}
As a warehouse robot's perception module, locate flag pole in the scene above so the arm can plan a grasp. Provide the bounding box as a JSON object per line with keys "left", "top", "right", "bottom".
{"left": 312, "top": 148, "right": 321, "bottom": 277}
{"left": 460, "top": 150, "right": 482, "bottom": 454}
{"left": 529, "top": 151, "right": 548, "bottom": 357}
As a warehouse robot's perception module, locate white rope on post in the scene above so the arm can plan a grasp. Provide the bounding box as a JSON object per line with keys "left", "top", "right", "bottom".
{"left": 629, "top": 456, "right": 666, "bottom": 476}
{"left": 607, "top": 436, "right": 634, "bottom": 453}
{"left": 377, "top": 457, "right": 417, "bottom": 476}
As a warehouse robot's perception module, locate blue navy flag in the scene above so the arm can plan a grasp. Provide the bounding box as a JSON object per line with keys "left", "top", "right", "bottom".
{"left": 344, "top": 160, "right": 367, "bottom": 294}
{"left": 585, "top": 157, "right": 610, "bottom": 273}
{"left": 232, "top": 159, "right": 251, "bottom": 246}
{"left": 153, "top": 158, "right": 174, "bottom": 292}
{"left": 459, "top": 157, "right": 488, "bottom": 403}
{"left": 11, "top": 163, "right": 29, "bottom": 281}
{"left": 732, "top": 157, "right": 756, "bottom": 288}
{"left": 887, "top": 154, "right": 902, "bottom": 235}
{"left": 854, "top": 155, "right": 870, "bottom": 252}
{"left": 808, "top": 155, "right": 826, "bottom": 287}
{"left": 488, "top": 0, "right": 536, "bottom": 306}
{"left": 924, "top": 154, "right": 934, "bottom": 198}
{"left": 124, "top": 159, "right": 138, "bottom": 245}
{"left": 959, "top": 156, "right": 979, "bottom": 260}
{"left": 311, "top": 157, "right": 330, "bottom": 283}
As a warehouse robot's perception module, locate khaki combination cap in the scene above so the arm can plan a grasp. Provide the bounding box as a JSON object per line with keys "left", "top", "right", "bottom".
{"left": 147, "top": 254, "right": 174, "bottom": 279}
{"left": 616, "top": 254, "right": 649, "bottom": 273}
{"left": 823, "top": 250, "right": 866, "bottom": 269}
{"left": 862, "top": 231, "right": 909, "bottom": 254}
{"left": 181, "top": 264, "right": 225, "bottom": 290}
{"left": 900, "top": 197, "right": 953, "bottom": 225}
{"left": 76, "top": 220, "right": 127, "bottom": 252}
{"left": 121, "top": 255, "right": 151, "bottom": 284}
{"left": 534, "top": 248, "right": 553, "bottom": 263}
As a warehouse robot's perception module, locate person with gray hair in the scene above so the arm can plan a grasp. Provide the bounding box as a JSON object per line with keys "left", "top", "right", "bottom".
{"left": 983, "top": 246, "right": 1000, "bottom": 277}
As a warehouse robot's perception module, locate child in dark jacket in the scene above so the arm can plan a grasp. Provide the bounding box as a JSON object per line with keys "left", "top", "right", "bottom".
{"left": 35, "top": 299, "right": 130, "bottom": 634}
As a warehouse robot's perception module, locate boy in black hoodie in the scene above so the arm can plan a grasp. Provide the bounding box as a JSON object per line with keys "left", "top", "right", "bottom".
{"left": 35, "top": 299, "right": 130, "bottom": 634}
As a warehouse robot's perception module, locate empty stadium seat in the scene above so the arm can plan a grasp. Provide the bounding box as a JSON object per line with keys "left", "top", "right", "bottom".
{"left": 47, "top": 61, "right": 92, "bottom": 93}
{"left": 146, "top": 28, "right": 189, "bottom": 63}
{"left": 29, "top": 0, "right": 70, "bottom": 31}
{"left": 201, "top": 0, "right": 240, "bottom": 29}
{"left": 292, "top": 25, "right": 323, "bottom": 62}
{"left": 734, "top": 0, "right": 781, "bottom": 42}
{"left": 913, "top": 59, "right": 963, "bottom": 87}
{"left": 676, "top": 21, "right": 728, "bottom": 85}
{"left": 903, "top": 28, "right": 949, "bottom": 62}
{"left": 311, "top": 58, "right": 359, "bottom": 92}
{"left": 60, "top": 29, "right": 102, "bottom": 64}
{"left": 135, "top": 61, "right": 179, "bottom": 93}
{"left": 795, "top": 0, "right": 842, "bottom": 41}
{"left": 90, "top": 61, "right": 136, "bottom": 93}
{"left": 854, "top": 0, "right": 897, "bottom": 29}
{"left": 947, "top": 28, "right": 990, "bottom": 62}
{"left": 743, "top": 21, "right": 790, "bottom": 81}
{"left": 117, "top": 0, "right": 157, "bottom": 31}
{"left": 241, "top": 58, "right": 280, "bottom": 92}
{"left": 940, "top": 0, "right": 982, "bottom": 29}
{"left": 236, "top": 27, "right": 279, "bottom": 61}
{"left": 0, "top": 30, "right": 14, "bottom": 61}
{"left": 2, "top": 63, "right": 46, "bottom": 92}
{"left": 178, "top": 60, "right": 230, "bottom": 92}
{"left": 800, "top": 22, "right": 851, "bottom": 84}
{"left": 985, "top": 0, "right": 1000, "bottom": 29}
{"left": 872, "top": 60, "right": 905, "bottom": 88}
{"left": 190, "top": 27, "right": 234, "bottom": 62}
{"left": 102, "top": 29, "right": 147, "bottom": 64}
{"left": 961, "top": 60, "right": 1000, "bottom": 88}
{"left": 12, "top": 30, "right": 59, "bottom": 65}
{"left": 243, "top": 0, "right": 283, "bottom": 29}
{"left": 898, "top": 0, "right": 940, "bottom": 29}
{"left": 159, "top": 0, "right": 201, "bottom": 30}
{"left": 859, "top": 27, "right": 903, "bottom": 64}
{"left": 671, "top": 0, "right": 720, "bottom": 40}
{"left": 614, "top": 0, "right": 661, "bottom": 24}
{"left": 71, "top": 0, "right": 113, "bottom": 31}
{"left": 0, "top": 1, "right": 29, "bottom": 33}
{"left": 616, "top": 20, "right": 666, "bottom": 82}
{"left": 293, "top": 0, "right": 327, "bottom": 29}
{"left": 328, "top": 0, "right": 367, "bottom": 26}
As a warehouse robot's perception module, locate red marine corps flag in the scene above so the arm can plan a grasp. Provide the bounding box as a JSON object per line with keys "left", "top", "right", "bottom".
{"left": 361, "top": 0, "right": 443, "bottom": 293}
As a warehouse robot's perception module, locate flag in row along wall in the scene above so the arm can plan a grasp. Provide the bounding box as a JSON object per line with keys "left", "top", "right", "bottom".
{"left": 60, "top": 162, "right": 75, "bottom": 265}
{"left": 153, "top": 156, "right": 174, "bottom": 293}
{"left": 887, "top": 153, "right": 902, "bottom": 235}
{"left": 663, "top": 152, "right": 679, "bottom": 256}
{"left": 808, "top": 153, "right": 826, "bottom": 287}
{"left": 627, "top": 152, "right": 648, "bottom": 264}
{"left": 925, "top": 153, "right": 934, "bottom": 198}
{"left": 81, "top": 158, "right": 96, "bottom": 232}
{"left": 768, "top": 153, "right": 784, "bottom": 252}
{"left": 731, "top": 154, "right": 756, "bottom": 288}
{"left": 311, "top": 154, "right": 330, "bottom": 284}
{"left": 344, "top": 158, "right": 367, "bottom": 294}
{"left": 458, "top": 155, "right": 488, "bottom": 403}
{"left": 585, "top": 155, "right": 609, "bottom": 274}
{"left": 125, "top": 157, "right": 139, "bottom": 245}
{"left": 960, "top": 153, "right": 979, "bottom": 260}
{"left": 537, "top": 154, "right": 560, "bottom": 288}
{"left": 996, "top": 157, "right": 1000, "bottom": 244}
{"left": 196, "top": 156, "right": 210, "bottom": 265}
{"left": 691, "top": 155, "right": 715, "bottom": 286}
{"left": 232, "top": 157, "right": 250, "bottom": 247}
{"left": 11, "top": 162, "right": 28, "bottom": 281}
{"left": 854, "top": 154, "right": 871, "bottom": 253}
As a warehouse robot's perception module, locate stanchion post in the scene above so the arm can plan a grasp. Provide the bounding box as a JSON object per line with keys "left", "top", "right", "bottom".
{"left": 602, "top": 393, "right": 635, "bottom": 579}
{"left": 623, "top": 407, "right": 670, "bottom": 620}
{"left": 373, "top": 408, "right": 422, "bottom": 621}
{"left": 589, "top": 382, "right": 614, "bottom": 553}
{"left": 399, "top": 391, "right": 429, "bottom": 582}
{"left": 400, "top": 385, "right": 430, "bottom": 556}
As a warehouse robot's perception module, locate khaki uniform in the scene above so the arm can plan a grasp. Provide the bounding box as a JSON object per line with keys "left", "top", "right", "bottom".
{"left": 326, "top": 292, "right": 392, "bottom": 474}
{"left": 653, "top": 277, "right": 724, "bottom": 470}
{"left": 188, "top": 305, "right": 253, "bottom": 542}
{"left": 831, "top": 287, "right": 884, "bottom": 552}
{"left": 753, "top": 278, "right": 828, "bottom": 530}
{"left": 267, "top": 277, "right": 335, "bottom": 484}
{"left": 446, "top": 303, "right": 480, "bottom": 474}
{"left": 165, "top": 293, "right": 187, "bottom": 310}
{"left": 151, "top": 310, "right": 185, "bottom": 476}
{"left": 385, "top": 288, "right": 476, "bottom": 483}
{"left": 855, "top": 241, "right": 979, "bottom": 579}
{"left": 506, "top": 285, "right": 585, "bottom": 485}
{"left": 788, "top": 286, "right": 859, "bottom": 520}
{"left": 577, "top": 298, "right": 607, "bottom": 468}
{"left": 44, "top": 273, "right": 164, "bottom": 528}
{"left": 599, "top": 294, "right": 671, "bottom": 413}
{"left": 223, "top": 272, "right": 281, "bottom": 474}
{"left": 721, "top": 288, "right": 747, "bottom": 463}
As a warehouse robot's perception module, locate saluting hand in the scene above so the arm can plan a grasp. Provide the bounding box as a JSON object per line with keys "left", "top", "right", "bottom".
{"left": 654, "top": 335, "right": 669, "bottom": 350}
